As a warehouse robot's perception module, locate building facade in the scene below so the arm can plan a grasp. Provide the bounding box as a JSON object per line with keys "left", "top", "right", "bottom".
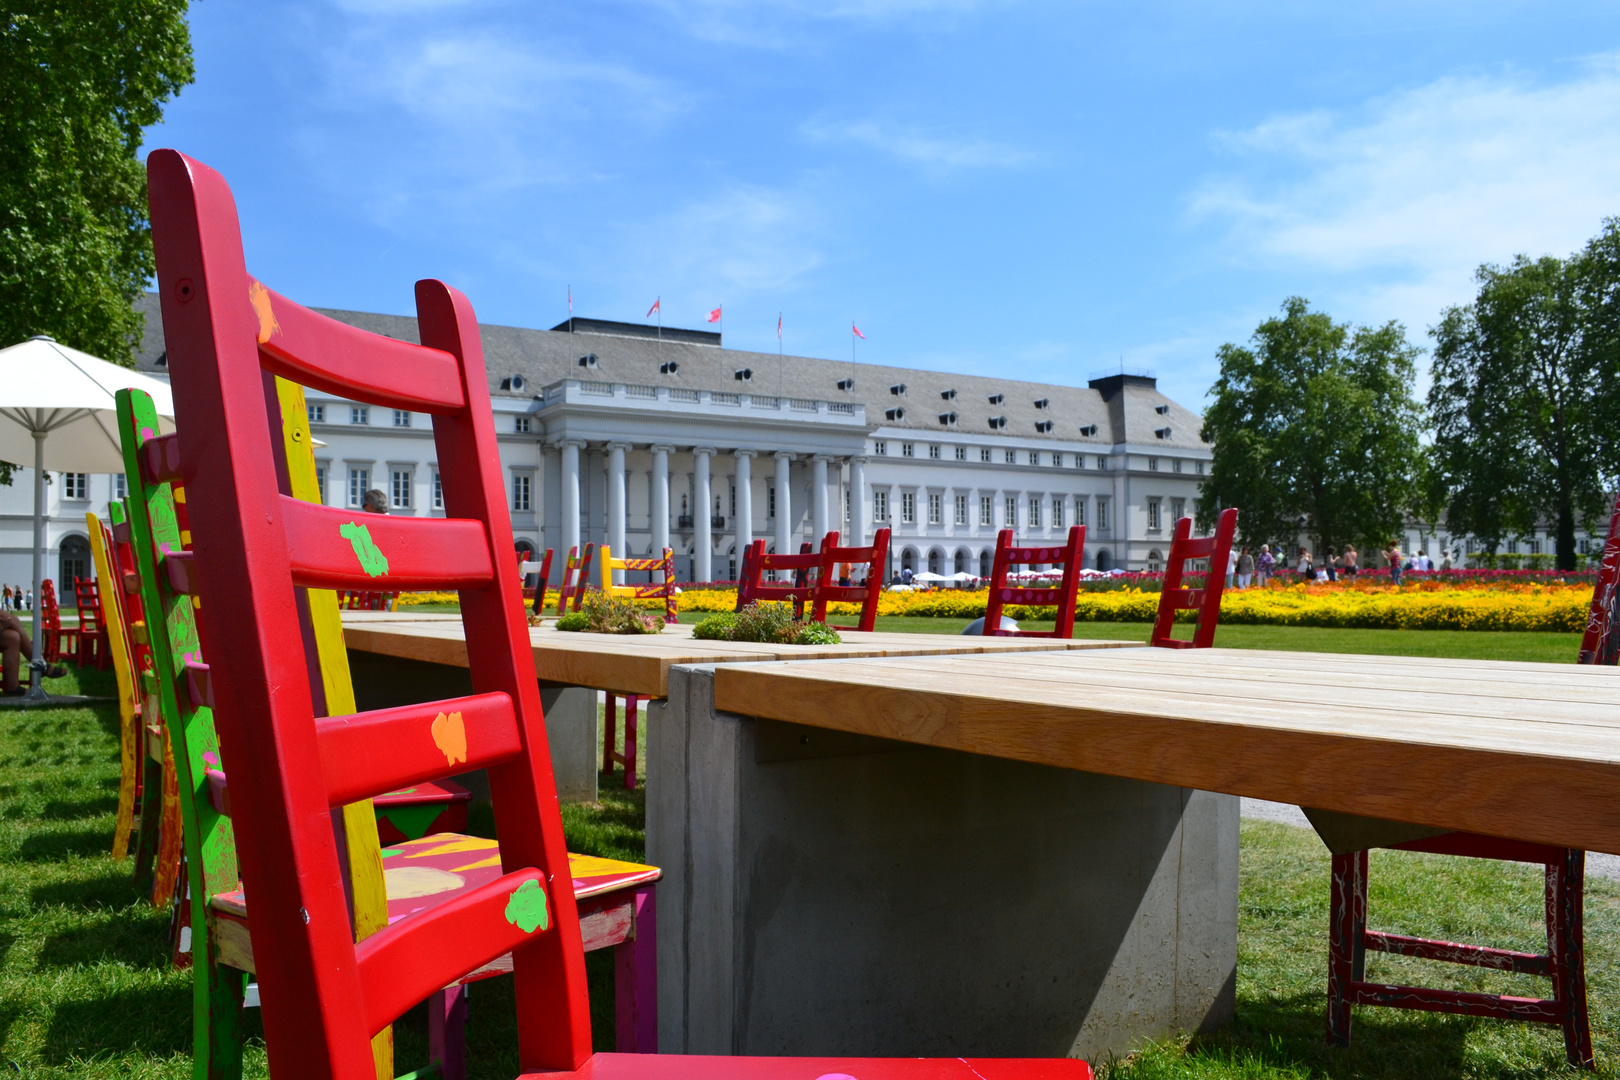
{"left": 1, "top": 297, "right": 1221, "bottom": 591}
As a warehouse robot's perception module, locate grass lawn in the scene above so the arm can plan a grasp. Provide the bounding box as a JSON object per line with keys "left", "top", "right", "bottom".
{"left": 1, "top": 628, "right": 1609, "bottom": 1076}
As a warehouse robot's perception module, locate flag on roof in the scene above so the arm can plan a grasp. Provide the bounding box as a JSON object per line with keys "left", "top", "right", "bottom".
{"left": 647, "top": 297, "right": 660, "bottom": 317}
{"left": 852, "top": 323, "right": 866, "bottom": 340}
{"left": 777, "top": 313, "right": 782, "bottom": 339}
{"left": 708, "top": 306, "right": 722, "bottom": 323}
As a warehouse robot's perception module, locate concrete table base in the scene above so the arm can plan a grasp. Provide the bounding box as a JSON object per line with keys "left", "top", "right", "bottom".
{"left": 648, "top": 664, "right": 1238, "bottom": 1061}
{"left": 347, "top": 649, "right": 599, "bottom": 803}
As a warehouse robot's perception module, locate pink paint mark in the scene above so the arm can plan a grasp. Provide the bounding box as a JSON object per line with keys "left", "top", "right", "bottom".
{"left": 958, "top": 1061, "right": 991, "bottom": 1080}
{"left": 202, "top": 751, "right": 218, "bottom": 765}
{"left": 140, "top": 427, "right": 155, "bottom": 441}
{"left": 814, "top": 1075, "right": 859, "bottom": 1080}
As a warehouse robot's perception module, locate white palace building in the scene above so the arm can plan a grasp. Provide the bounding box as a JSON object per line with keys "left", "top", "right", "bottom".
{"left": 0, "top": 295, "right": 1216, "bottom": 591}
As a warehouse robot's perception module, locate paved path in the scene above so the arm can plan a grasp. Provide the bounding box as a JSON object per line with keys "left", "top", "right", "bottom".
{"left": 1239, "top": 799, "right": 1620, "bottom": 882}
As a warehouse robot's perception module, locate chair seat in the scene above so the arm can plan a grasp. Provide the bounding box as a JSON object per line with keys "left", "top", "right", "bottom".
{"left": 210, "top": 834, "right": 660, "bottom": 974}
{"left": 372, "top": 779, "right": 474, "bottom": 843}
{"left": 525, "top": 1053, "right": 1091, "bottom": 1079}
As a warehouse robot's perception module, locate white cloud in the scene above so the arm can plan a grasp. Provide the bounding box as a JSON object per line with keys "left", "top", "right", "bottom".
{"left": 631, "top": 0, "right": 1010, "bottom": 47}
{"left": 1189, "top": 54, "right": 1620, "bottom": 334}
{"left": 802, "top": 119, "right": 1035, "bottom": 170}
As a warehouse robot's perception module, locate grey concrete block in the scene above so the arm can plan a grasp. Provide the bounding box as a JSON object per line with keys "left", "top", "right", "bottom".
{"left": 649, "top": 663, "right": 1238, "bottom": 1062}
{"left": 345, "top": 649, "right": 598, "bottom": 803}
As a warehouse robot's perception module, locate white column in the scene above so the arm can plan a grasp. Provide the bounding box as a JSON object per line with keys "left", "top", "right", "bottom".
{"left": 774, "top": 452, "right": 793, "bottom": 556}
{"left": 849, "top": 456, "right": 867, "bottom": 546}
{"left": 811, "top": 454, "right": 831, "bottom": 543}
{"left": 560, "top": 440, "right": 583, "bottom": 557}
{"left": 734, "top": 450, "right": 754, "bottom": 561}
{"left": 607, "top": 442, "right": 630, "bottom": 583}
{"left": 651, "top": 445, "right": 672, "bottom": 557}
{"left": 694, "top": 447, "right": 714, "bottom": 583}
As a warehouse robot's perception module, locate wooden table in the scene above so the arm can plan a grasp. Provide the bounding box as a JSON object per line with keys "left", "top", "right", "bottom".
{"left": 342, "top": 611, "right": 1137, "bottom": 698}
{"left": 647, "top": 644, "right": 1620, "bottom": 1061}
{"left": 710, "top": 646, "right": 1620, "bottom": 854}
{"left": 341, "top": 611, "right": 1136, "bottom": 800}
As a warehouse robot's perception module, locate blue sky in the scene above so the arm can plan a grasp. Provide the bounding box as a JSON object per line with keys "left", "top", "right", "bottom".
{"left": 146, "top": 1, "right": 1620, "bottom": 410}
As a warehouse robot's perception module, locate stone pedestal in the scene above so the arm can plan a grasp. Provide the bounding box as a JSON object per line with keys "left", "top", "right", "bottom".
{"left": 646, "top": 663, "right": 1237, "bottom": 1061}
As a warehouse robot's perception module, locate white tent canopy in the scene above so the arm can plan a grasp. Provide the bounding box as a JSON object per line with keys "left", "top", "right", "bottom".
{"left": 0, "top": 335, "right": 174, "bottom": 693}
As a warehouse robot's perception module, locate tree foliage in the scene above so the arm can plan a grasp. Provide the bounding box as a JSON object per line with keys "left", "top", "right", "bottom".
{"left": 0, "top": 2, "right": 193, "bottom": 364}
{"left": 1199, "top": 297, "right": 1425, "bottom": 556}
{"left": 1428, "top": 222, "right": 1620, "bottom": 570}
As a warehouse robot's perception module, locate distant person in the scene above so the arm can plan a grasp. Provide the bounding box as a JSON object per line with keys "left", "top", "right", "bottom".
{"left": 900, "top": 566, "right": 913, "bottom": 586}
{"left": 362, "top": 488, "right": 388, "bottom": 514}
{"left": 1257, "top": 544, "right": 1275, "bottom": 585}
{"left": 1416, "top": 548, "right": 1431, "bottom": 572}
{"left": 1297, "top": 548, "right": 1313, "bottom": 580}
{"left": 1441, "top": 549, "right": 1454, "bottom": 572}
{"left": 1384, "top": 541, "right": 1403, "bottom": 585}
{"left": 1325, "top": 547, "right": 1339, "bottom": 582}
{"left": 1236, "top": 546, "right": 1254, "bottom": 589}
{"left": 1342, "top": 544, "right": 1358, "bottom": 577}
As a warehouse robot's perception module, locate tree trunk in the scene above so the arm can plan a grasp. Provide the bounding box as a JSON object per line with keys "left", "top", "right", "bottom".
{"left": 1557, "top": 490, "right": 1578, "bottom": 571}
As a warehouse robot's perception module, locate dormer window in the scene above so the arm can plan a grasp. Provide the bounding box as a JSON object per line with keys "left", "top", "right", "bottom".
{"left": 988, "top": 393, "right": 1004, "bottom": 405}
{"left": 941, "top": 389, "right": 957, "bottom": 400}
{"left": 1034, "top": 398, "right": 1050, "bottom": 410}
{"left": 886, "top": 407, "right": 906, "bottom": 421}
{"left": 660, "top": 361, "right": 679, "bottom": 374}
{"left": 837, "top": 378, "right": 855, "bottom": 391}
{"left": 938, "top": 411, "right": 958, "bottom": 426}
{"left": 577, "top": 353, "right": 598, "bottom": 368}
{"left": 735, "top": 368, "right": 753, "bottom": 381}
{"left": 1155, "top": 427, "right": 1172, "bottom": 439}
{"left": 499, "top": 374, "right": 527, "bottom": 391}
{"left": 1079, "top": 424, "right": 1099, "bottom": 437}
{"left": 1035, "top": 420, "right": 1054, "bottom": 433}
{"left": 988, "top": 415, "right": 1007, "bottom": 430}
{"left": 890, "top": 383, "right": 907, "bottom": 396}
{"left": 1155, "top": 404, "right": 1170, "bottom": 415}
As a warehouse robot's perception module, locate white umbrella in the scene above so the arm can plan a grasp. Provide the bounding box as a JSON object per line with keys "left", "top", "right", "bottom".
{"left": 912, "top": 571, "right": 948, "bottom": 582}
{"left": 0, "top": 336, "right": 174, "bottom": 695}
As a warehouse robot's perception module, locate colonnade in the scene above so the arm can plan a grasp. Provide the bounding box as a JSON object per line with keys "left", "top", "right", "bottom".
{"left": 555, "top": 442, "right": 856, "bottom": 582}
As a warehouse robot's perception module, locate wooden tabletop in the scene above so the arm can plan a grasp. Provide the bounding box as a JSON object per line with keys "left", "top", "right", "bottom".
{"left": 711, "top": 647, "right": 1620, "bottom": 855}
{"left": 342, "top": 612, "right": 1137, "bottom": 698}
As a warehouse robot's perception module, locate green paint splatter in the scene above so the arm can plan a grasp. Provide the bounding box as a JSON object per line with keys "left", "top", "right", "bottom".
{"left": 340, "top": 521, "right": 390, "bottom": 577}
{"left": 378, "top": 849, "right": 403, "bottom": 858}
{"left": 504, "top": 879, "right": 549, "bottom": 934}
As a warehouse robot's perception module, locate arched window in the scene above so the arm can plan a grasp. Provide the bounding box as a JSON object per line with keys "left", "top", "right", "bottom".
{"left": 928, "top": 549, "right": 942, "bottom": 575}
{"left": 1148, "top": 549, "right": 1163, "bottom": 573}
{"left": 59, "top": 535, "right": 90, "bottom": 591}
{"left": 901, "top": 548, "right": 917, "bottom": 573}
{"left": 954, "top": 549, "right": 968, "bottom": 574}
{"left": 979, "top": 549, "right": 991, "bottom": 579}
{"left": 1096, "top": 549, "right": 1112, "bottom": 572}
{"left": 514, "top": 539, "right": 537, "bottom": 587}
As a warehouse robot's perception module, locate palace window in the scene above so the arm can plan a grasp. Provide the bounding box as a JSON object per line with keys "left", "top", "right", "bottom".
{"left": 432, "top": 471, "right": 443, "bottom": 510}
{"left": 351, "top": 406, "right": 369, "bottom": 425}
{"left": 954, "top": 494, "right": 967, "bottom": 525}
{"left": 1148, "top": 498, "right": 1162, "bottom": 532}
{"left": 1006, "top": 496, "right": 1018, "bottom": 528}
{"left": 393, "top": 410, "right": 412, "bottom": 427}
{"left": 928, "top": 493, "right": 942, "bottom": 524}
{"left": 980, "top": 495, "right": 993, "bottom": 526}
{"left": 1097, "top": 498, "right": 1109, "bottom": 532}
{"left": 512, "top": 473, "right": 532, "bottom": 512}
{"left": 874, "top": 490, "right": 888, "bottom": 521}
{"left": 901, "top": 492, "right": 916, "bottom": 524}
{"left": 391, "top": 469, "right": 412, "bottom": 509}
{"left": 61, "top": 473, "right": 87, "bottom": 500}
{"left": 874, "top": 440, "right": 887, "bottom": 456}
{"left": 1053, "top": 499, "right": 1064, "bottom": 528}
{"left": 347, "top": 468, "right": 369, "bottom": 508}
{"left": 307, "top": 403, "right": 325, "bottom": 423}
{"left": 929, "top": 444, "right": 941, "bottom": 460}
{"left": 1028, "top": 495, "right": 1041, "bottom": 529}
{"left": 902, "top": 442, "right": 915, "bottom": 458}
{"left": 955, "top": 446, "right": 967, "bottom": 461}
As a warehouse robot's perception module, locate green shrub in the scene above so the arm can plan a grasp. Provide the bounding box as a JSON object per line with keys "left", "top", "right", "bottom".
{"left": 692, "top": 612, "right": 738, "bottom": 639}
{"left": 555, "top": 591, "right": 665, "bottom": 634}
{"left": 790, "top": 621, "right": 842, "bottom": 645}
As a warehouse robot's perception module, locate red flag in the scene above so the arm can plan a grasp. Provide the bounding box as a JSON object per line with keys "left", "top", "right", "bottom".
{"left": 852, "top": 323, "right": 866, "bottom": 340}
{"left": 777, "top": 314, "right": 782, "bottom": 339}
{"left": 567, "top": 285, "right": 572, "bottom": 315}
{"left": 647, "top": 297, "right": 660, "bottom": 317}
{"left": 708, "top": 305, "right": 722, "bottom": 323}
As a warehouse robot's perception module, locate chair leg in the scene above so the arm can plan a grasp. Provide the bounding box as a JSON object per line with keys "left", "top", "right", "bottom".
{"left": 623, "top": 696, "right": 638, "bottom": 791}
{"left": 615, "top": 886, "right": 657, "bottom": 1053}
{"left": 132, "top": 748, "right": 165, "bottom": 889}
{"left": 1327, "top": 849, "right": 1367, "bottom": 1047}
{"left": 429, "top": 984, "right": 469, "bottom": 1080}
{"left": 1550, "top": 849, "right": 1594, "bottom": 1068}
{"left": 603, "top": 694, "right": 618, "bottom": 776}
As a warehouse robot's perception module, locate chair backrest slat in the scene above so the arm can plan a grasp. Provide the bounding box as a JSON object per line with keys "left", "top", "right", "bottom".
{"left": 810, "top": 527, "right": 890, "bottom": 633}
{"left": 254, "top": 283, "right": 467, "bottom": 413}
{"left": 736, "top": 538, "right": 817, "bottom": 614}
{"left": 281, "top": 496, "right": 494, "bottom": 591}
{"left": 982, "top": 526, "right": 1086, "bottom": 638}
{"left": 148, "top": 149, "right": 591, "bottom": 1079}
{"left": 1149, "top": 508, "right": 1238, "bottom": 650}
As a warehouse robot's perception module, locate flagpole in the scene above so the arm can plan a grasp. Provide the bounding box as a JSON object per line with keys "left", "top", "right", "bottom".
{"left": 657, "top": 295, "right": 662, "bottom": 368}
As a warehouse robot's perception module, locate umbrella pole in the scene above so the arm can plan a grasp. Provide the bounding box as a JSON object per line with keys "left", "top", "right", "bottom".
{"left": 30, "top": 430, "right": 45, "bottom": 695}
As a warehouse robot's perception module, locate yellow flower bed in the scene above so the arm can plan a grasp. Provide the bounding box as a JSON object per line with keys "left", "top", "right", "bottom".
{"left": 676, "top": 582, "right": 1593, "bottom": 633}
{"left": 403, "top": 581, "right": 1593, "bottom": 633}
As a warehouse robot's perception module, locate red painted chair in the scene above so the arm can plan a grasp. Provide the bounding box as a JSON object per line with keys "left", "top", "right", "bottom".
{"left": 980, "top": 525, "right": 1086, "bottom": 638}
{"left": 1148, "top": 508, "right": 1237, "bottom": 649}
{"left": 521, "top": 547, "right": 554, "bottom": 616}
{"left": 339, "top": 589, "right": 397, "bottom": 611}
{"left": 73, "top": 574, "right": 111, "bottom": 668}
{"left": 39, "top": 579, "right": 70, "bottom": 663}
{"left": 600, "top": 545, "right": 677, "bottom": 624}
{"left": 148, "top": 148, "right": 1090, "bottom": 1080}
{"left": 808, "top": 528, "right": 891, "bottom": 633}
{"left": 555, "top": 543, "right": 595, "bottom": 614}
{"left": 735, "top": 539, "right": 816, "bottom": 617}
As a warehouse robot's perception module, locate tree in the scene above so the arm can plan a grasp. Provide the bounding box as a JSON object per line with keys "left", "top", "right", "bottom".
{"left": 0, "top": 3, "right": 194, "bottom": 364}
{"left": 1199, "top": 297, "right": 1425, "bottom": 558}
{"left": 1428, "top": 224, "right": 1620, "bottom": 571}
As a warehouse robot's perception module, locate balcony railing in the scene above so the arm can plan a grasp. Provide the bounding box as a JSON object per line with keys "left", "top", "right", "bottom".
{"left": 677, "top": 514, "right": 727, "bottom": 529}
